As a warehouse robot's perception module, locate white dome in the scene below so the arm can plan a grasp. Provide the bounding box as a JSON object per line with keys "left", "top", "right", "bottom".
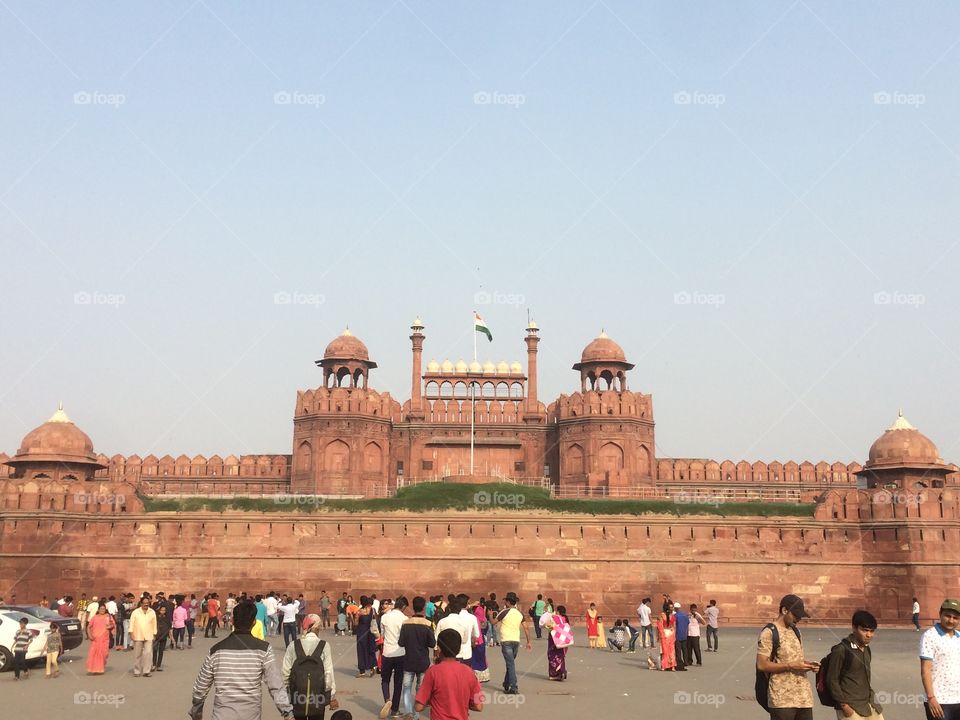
{"left": 510, "top": 361, "right": 523, "bottom": 374}
{"left": 441, "top": 359, "right": 454, "bottom": 373}
{"left": 427, "top": 359, "right": 440, "bottom": 373}
{"left": 482, "top": 360, "right": 496, "bottom": 374}
{"left": 497, "top": 361, "right": 510, "bottom": 374}
{"left": 455, "top": 359, "right": 468, "bottom": 373}
{"left": 469, "top": 360, "right": 483, "bottom": 373}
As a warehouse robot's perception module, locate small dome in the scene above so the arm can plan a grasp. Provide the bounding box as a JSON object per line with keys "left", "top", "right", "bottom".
{"left": 441, "top": 359, "right": 454, "bottom": 373}
{"left": 10, "top": 405, "right": 103, "bottom": 467}
{"left": 482, "top": 360, "right": 496, "bottom": 374}
{"left": 497, "top": 361, "right": 510, "bottom": 374}
{"left": 866, "top": 411, "right": 945, "bottom": 468}
{"left": 469, "top": 360, "right": 483, "bottom": 373}
{"left": 323, "top": 328, "right": 370, "bottom": 361}
{"left": 580, "top": 330, "right": 626, "bottom": 364}
{"left": 510, "top": 361, "right": 523, "bottom": 374}
{"left": 455, "top": 359, "right": 468, "bottom": 373}
{"left": 426, "top": 359, "right": 440, "bottom": 373}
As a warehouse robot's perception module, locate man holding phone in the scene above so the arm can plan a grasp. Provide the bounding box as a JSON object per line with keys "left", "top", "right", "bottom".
{"left": 756, "top": 594, "right": 820, "bottom": 720}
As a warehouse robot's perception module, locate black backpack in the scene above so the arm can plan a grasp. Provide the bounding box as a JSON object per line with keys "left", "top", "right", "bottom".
{"left": 289, "top": 638, "right": 328, "bottom": 719}
{"left": 816, "top": 640, "right": 865, "bottom": 707}
{"left": 755, "top": 623, "right": 801, "bottom": 712}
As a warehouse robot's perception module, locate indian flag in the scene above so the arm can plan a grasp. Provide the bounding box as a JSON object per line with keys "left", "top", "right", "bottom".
{"left": 474, "top": 312, "right": 492, "bottom": 342}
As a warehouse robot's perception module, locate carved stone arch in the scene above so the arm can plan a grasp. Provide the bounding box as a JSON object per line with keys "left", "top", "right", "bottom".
{"left": 324, "top": 440, "right": 350, "bottom": 472}
{"left": 363, "top": 442, "right": 383, "bottom": 473}
{"left": 599, "top": 442, "right": 624, "bottom": 471}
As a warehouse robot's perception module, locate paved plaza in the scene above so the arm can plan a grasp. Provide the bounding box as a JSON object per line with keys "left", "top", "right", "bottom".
{"left": 3, "top": 624, "right": 930, "bottom": 719}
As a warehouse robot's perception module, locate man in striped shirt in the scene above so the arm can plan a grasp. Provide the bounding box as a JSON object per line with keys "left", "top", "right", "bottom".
{"left": 189, "top": 600, "right": 294, "bottom": 720}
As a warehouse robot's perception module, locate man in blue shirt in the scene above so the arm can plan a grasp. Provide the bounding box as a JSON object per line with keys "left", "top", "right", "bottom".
{"left": 673, "top": 602, "right": 689, "bottom": 671}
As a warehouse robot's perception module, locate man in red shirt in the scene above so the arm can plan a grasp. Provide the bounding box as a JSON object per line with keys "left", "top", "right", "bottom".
{"left": 204, "top": 593, "right": 221, "bottom": 638}
{"left": 415, "top": 628, "right": 484, "bottom": 720}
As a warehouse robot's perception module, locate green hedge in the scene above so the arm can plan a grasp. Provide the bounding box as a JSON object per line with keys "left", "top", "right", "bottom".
{"left": 138, "top": 483, "right": 814, "bottom": 517}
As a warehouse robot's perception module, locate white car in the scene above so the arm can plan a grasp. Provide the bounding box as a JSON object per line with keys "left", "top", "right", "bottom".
{"left": 0, "top": 609, "right": 49, "bottom": 672}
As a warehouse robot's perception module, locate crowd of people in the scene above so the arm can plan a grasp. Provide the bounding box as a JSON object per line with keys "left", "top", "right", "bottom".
{"left": 4, "top": 589, "right": 960, "bottom": 720}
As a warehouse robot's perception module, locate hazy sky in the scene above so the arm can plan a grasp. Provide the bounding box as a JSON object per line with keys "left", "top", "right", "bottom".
{"left": 2, "top": 2, "right": 958, "bottom": 465}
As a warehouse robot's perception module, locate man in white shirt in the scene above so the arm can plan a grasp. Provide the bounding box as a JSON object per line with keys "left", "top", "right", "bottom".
{"left": 379, "top": 596, "right": 408, "bottom": 719}
{"left": 372, "top": 595, "right": 381, "bottom": 614}
{"left": 436, "top": 596, "right": 479, "bottom": 663}
{"left": 637, "top": 598, "right": 654, "bottom": 648}
{"left": 920, "top": 598, "right": 960, "bottom": 720}
{"left": 264, "top": 592, "right": 279, "bottom": 636}
{"left": 280, "top": 596, "right": 301, "bottom": 647}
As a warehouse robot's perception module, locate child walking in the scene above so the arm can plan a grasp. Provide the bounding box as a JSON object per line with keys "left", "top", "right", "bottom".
{"left": 44, "top": 623, "right": 62, "bottom": 678}
{"left": 12, "top": 617, "right": 33, "bottom": 680}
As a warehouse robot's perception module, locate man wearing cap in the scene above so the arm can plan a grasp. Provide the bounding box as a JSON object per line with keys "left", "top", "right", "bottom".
{"left": 756, "top": 594, "right": 820, "bottom": 720}
{"left": 920, "top": 598, "right": 960, "bottom": 720}
{"left": 673, "top": 602, "right": 689, "bottom": 671}
{"left": 493, "top": 592, "right": 531, "bottom": 695}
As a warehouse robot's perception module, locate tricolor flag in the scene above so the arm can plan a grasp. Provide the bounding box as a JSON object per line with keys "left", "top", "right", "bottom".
{"left": 474, "top": 312, "right": 492, "bottom": 342}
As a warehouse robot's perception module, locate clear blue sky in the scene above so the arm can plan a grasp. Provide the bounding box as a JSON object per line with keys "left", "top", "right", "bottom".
{"left": 2, "top": 1, "right": 958, "bottom": 465}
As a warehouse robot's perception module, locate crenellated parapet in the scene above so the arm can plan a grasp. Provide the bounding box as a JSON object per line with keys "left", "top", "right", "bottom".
{"left": 95, "top": 453, "right": 291, "bottom": 483}
{"left": 296, "top": 386, "right": 402, "bottom": 421}
{"left": 655, "top": 458, "right": 863, "bottom": 485}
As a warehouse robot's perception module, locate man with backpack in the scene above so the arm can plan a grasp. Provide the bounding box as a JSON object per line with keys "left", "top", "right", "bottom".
{"left": 821, "top": 610, "right": 883, "bottom": 720}
{"left": 283, "top": 614, "right": 338, "bottom": 720}
{"left": 756, "top": 594, "right": 820, "bottom": 720}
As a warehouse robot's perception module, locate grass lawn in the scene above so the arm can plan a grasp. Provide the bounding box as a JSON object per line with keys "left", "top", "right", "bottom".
{"left": 138, "top": 482, "right": 815, "bottom": 517}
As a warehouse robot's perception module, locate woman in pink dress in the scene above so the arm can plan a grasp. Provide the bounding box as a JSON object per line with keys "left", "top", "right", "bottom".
{"left": 657, "top": 602, "right": 676, "bottom": 671}
{"left": 85, "top": 604, "right": 115, "bottom": 674}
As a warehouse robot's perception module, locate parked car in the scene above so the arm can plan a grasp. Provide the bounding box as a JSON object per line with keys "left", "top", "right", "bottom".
{"left": 0, "top": 609, "right": 48, "bottom": 672}
{"left": 2, "top": 605, "right": 83, "bottom": 652}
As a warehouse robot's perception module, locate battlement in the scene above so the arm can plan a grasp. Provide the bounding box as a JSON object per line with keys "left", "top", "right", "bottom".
{"left": 549, "top": 389, "right": 653, "bottom": 420}
{"left": 296, "top": 386, "right": 402, "bottom": 421}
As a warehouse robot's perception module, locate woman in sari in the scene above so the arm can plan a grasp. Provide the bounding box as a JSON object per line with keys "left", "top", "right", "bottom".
{"left": 657, "top": 601, "right": 676, "bottom": 671}
{"left": 470, "top": 599, "right": 489, "bottom": 683}
{"left": 85, "top": 604, "right": 115, "bottom": 674}
{"left": 585, "top": 603, "right": 599, "bottom": 649}
{"left": 354, "top": 596, "right": 378, "bottom": 678}
{"left": 541, "top": 605, "right": 570, "bottom": 680}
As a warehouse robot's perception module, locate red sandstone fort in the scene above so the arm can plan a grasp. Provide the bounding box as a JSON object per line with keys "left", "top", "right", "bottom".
{"left": 1, "top": 323, "right": 958, "bottom": 623}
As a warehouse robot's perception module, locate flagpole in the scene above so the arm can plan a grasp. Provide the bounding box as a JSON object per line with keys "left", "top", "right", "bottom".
{"left": 471, "top": 313, "right": 476, "bottom": 475}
